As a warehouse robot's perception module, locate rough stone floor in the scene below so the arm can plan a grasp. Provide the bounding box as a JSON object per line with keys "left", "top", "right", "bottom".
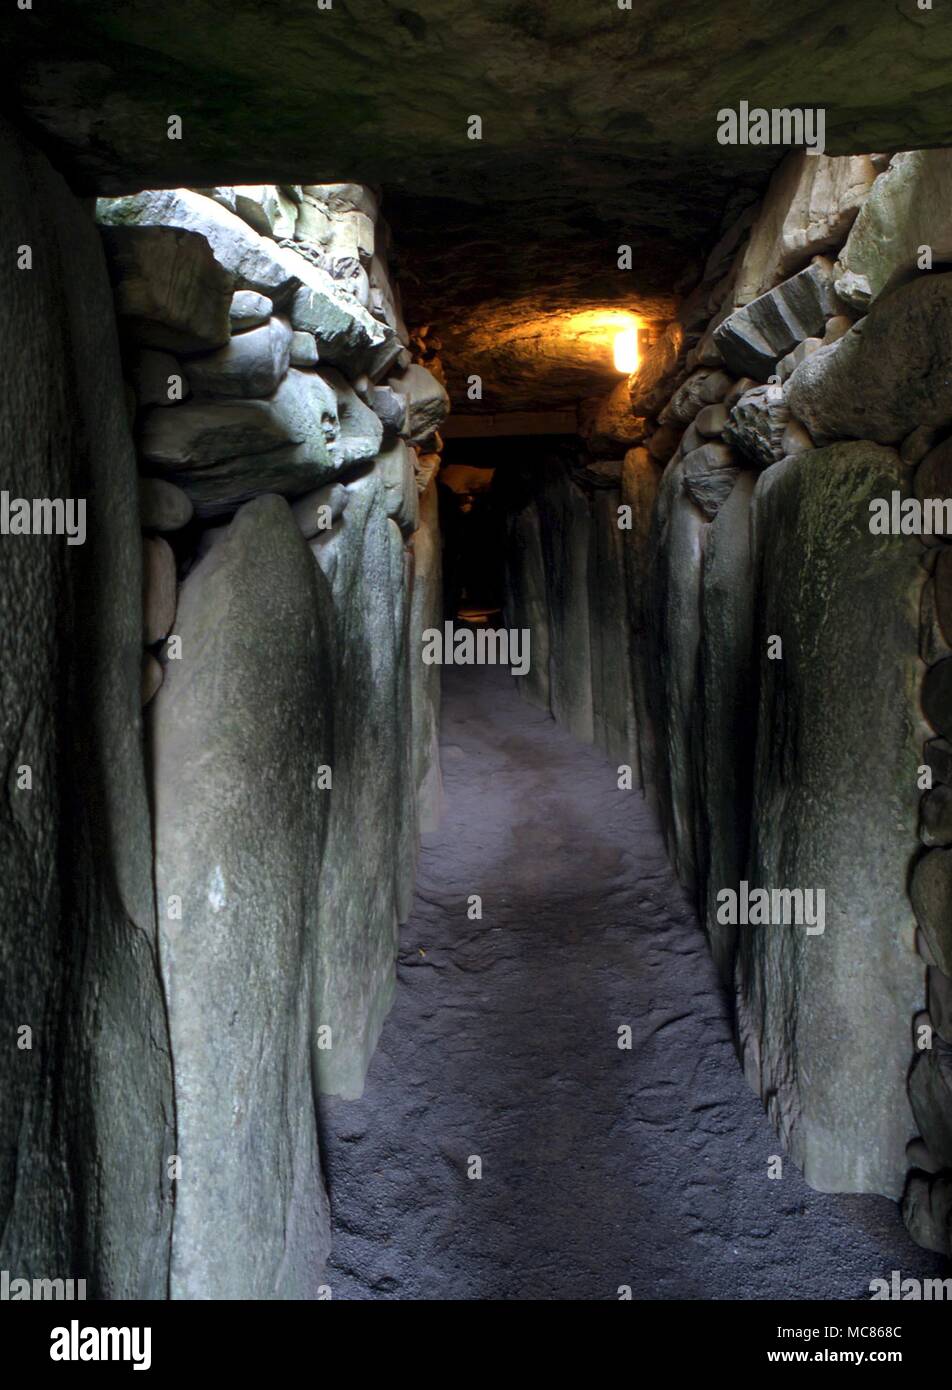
{"left": 320, "top": 664, "right": 949, "bottom": 1300}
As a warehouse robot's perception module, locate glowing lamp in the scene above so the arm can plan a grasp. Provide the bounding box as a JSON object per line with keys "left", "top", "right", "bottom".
{"left": 613, "top": 326, "right": 639, "bottom": 374}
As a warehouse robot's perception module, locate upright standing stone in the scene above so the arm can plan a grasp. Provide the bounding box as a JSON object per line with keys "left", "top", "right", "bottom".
{"left": 589, "top": 486, "right": 637, "bottom": 765}
{"left": 644, "top": 457, "right": 706, "bottom": 893}
{"left": 151, "top": 494, "right": 334, "bottom": 1297}
{"left": 410, "top": 481, "right": 444, "bottom": 835}
{"left": 620, "top": 447, "right": 661, "bottom": 796}
{"left": 0, "top": 116, "right": 173, "bottom": 1299}
{"left": 311, "top": 471, "right": 408, "bottom": 1097}
{"left": 736, "top": 442, "right": 925, "bottom": 1198}
{"left": 503, "top": 470, "right": 551, "bottom": 714}
{"left": 538, "top": 462, "right": 594, "bottom": 743}
{"left": 696, "top": 472, "right": 756, "bottom": 984}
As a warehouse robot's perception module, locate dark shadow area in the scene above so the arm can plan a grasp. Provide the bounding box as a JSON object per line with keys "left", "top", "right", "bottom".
{"left": 438, "top": 434, "right": 580, "bottom": 621}
{"left": 437, "top": 441, "right": 504, "bottom": 622}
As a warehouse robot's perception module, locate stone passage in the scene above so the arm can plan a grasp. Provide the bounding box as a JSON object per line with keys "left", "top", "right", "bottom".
{"left": 500, "top": 149, "right": 952, "bottom": 1255}
{"left": 320, "top": 664, "right": 943, "bottom": 1299}
{"left": 7, "top": 24, "right": 952, "bottom": 1294}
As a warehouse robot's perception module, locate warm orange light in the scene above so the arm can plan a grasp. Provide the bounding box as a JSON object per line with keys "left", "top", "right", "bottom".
{"left": 613, "top": 326, "right": 639, "bottom": 374}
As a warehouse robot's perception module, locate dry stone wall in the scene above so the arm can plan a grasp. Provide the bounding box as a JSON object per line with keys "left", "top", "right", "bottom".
{"left": 1, "top": 126, "right": 448, "bottom": 1297}
{"left": 95, "top": 181, "right": 448, "bottom": 1292}
{"left": 506, "top": 150, "right": 952, "bottom": 1244}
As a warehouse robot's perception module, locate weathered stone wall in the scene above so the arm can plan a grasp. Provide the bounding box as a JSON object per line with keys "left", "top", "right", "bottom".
{"left": 642, "top": 152, "right": 937, "bottom": 1214}
{"left": 505, "top": 150, "right": 948, "bottom": 1240}
{"left": 2, "top": 175, "right": 447, "bottom": 1297}
{"left": 501, "top": 452, "right": 642, "bottom": 773}
{"left": 0, "top": 117, "right": 174, "bottom": 1298}
{"left": 113, "top": 179, "right": 447, "bottom": 1266}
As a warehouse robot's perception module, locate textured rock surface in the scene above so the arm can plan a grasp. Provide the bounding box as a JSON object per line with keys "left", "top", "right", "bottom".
{"left": 645, "top": 459, "right": 706, "bottom": 893}
{"left": 11, "top": 10, "right": 952, "bottom": 1286}
{"left": 694, "top": 402, "right": 728, "bottom": 438}
{"left": 713, "top": 259, "right": 839, "bottom": 379}
{"left": 99, "top": 188, "right": 301, "bottom": 301}
{"left": 376, "top": 438, "right": 419, "bottom": 536}
{"left": 659, "top": 369, "right": 731, "bottom": 428}
{"left": 679, "top": 202, "right": 759, "bottom": 336}
{"left": 311, "top": 472, "right": 410, "bottom": 1097}
{"left": 139, "top": 476, "right": 193, "bottom": 531}
{"left": 320, "top": 366, "right": 384, "bottom": 470}
{"left": 230, "top": 289, "right": 272, "bottom": 331}
{"left": 100, "top": 188, "right": 396, "bottom": 375}
{"left": 734, "top": 152, "right": 877, "bottom": 305}
{"left": 537, "top": 463, "right": 594, "bottom": 744}
{"left": 920, "top": 785, "right": 952, "bottom": 849}
{"left": 234, "top": 184, "right": 298, "bottom": 239}
{"left": 503, "top": 475, "right": 551, "bottom": 715}
{"left": 140, "top": 368, "right": 342, "bottom": 515}
{"left": 409, "top": 481, "right": 443, "bottom": 836}
{"left": 786, "top": 273, "right": 952, "bottom": 445}
{"left": 647, "top": 425, "right": 687, "bottom": 468}
{"left": 835, "top": 149, "right": 952, "bottom": 309}
{"left": 925, "top": 738, "right": 952, "bottom": 787}
{"left": 588, "top": 486, "right": 637, "bottom": 765}
{"left": 911, "top": 849, "right": 952, "bottom": 978}
{"left": 620, "top": 446, "right": 661, "bottom": 794}
{"left": 909, "top": 1045, "right": 952, "bottom": 1170}
{"left": 290, "top": 280, "right": 398, "bottom": 378}
{"left": 578, "top": 381, "right": 646, "bottom": 453}
{"left": 151, "top": 494, "right": 333, "bottom": 1297}
{"left": 130, "top": 347, "right": 185, "bottom": 408}
{"left": 321, "top": 665, "right": 946, "bottom": 1297}
{"left": 922, "top": 658, "right": 952, "bottom": 742}
{"left": 681, "top": 441, "right": 740, "bottom": 519}
{"left": 920, "top": 578, "right": 952, "bottom": 670}
{"left": 929, "top": 966, "right": 952, "bottom": 1043}
{"left": 142, "top": 535, "right": 177, "bottom": 643}
{"left": 724, "top": 384, "right": 791, "bottom": 467}
{"left": 141, "top": 650, "right": 163, "bottom": 706}
{"left": 629, "top": 324, "right": 685, "bottom": 418}
{"left": 915, "top": 439, "right": 952, "bottom": 543}
{"left": 0, "top": 116, "right": 173, "bottom": 1299}
{"left": 371, "top": 383, "right": 407, "bottom": 436}
{"left": 291, "top": 481, "right": 348, "bottom": 540}
{"left": 736, "top": 442, "right": 925, "bottom": 1198}
{"left": 139, "top": 394, "right": 288, "bottom": 465}
{"left": 390, "top": 364, "right": 449, "bottom": 444}
{"left": 185, "top": 315, "right": 293, "bottom": 398}
{"left": 100, "top": 224, "right": 233, "bottom": 352}
{"left": 696, "top": 472, "right": 756, "bottom": 984}
{"left": 290, "top": 329, "right": 320, "bottom": 367}
{"left": 902, "top": 1172, "right": 952, "bottom": 1256}
{"left": 777, "top": 335, "right": 823, "bottom": 383}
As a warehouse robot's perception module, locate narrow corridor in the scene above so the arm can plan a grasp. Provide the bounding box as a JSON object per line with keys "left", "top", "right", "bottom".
{"left": 321, "top": 665, "right": 943, "bottom": 1300}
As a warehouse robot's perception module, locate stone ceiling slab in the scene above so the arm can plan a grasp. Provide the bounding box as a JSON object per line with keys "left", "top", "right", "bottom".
{"left": 4, "top": 1, "right": 952, "bottom": 410}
